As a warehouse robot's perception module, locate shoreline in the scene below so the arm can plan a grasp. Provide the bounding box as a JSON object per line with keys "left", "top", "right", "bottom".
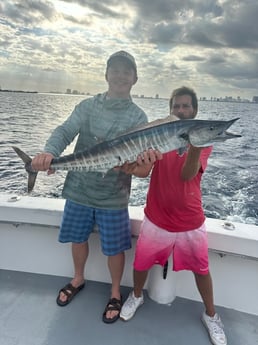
{"left": 1, "top": 90, "right": 257, "bottom": 104}
{"left": 0, "top": 89, "right": 38, "bottom": 94}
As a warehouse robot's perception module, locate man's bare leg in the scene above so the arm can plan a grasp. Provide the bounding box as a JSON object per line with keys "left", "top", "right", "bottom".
{"left": 133, "top": 269, "right": 148, "bottom": 297}
{"left": 104, "top": 252, "right": 125, "bottom": 320}
{"left": 194, "top": 272, "right": 216, "bottom": 316}
{"left": 58, "top": 242, "right": 88, "bottom": 303}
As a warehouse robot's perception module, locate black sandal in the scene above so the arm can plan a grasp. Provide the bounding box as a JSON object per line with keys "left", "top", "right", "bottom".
{"left": 102, "top": 297, "right": 122, "bottom": 324}
{"left": 56, "top": 282, "right": 85, "bottom": 307}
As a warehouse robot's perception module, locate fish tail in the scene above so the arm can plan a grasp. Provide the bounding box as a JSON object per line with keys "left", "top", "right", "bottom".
{"left": 12, "top": 146, "right": 38, "bottom": 193}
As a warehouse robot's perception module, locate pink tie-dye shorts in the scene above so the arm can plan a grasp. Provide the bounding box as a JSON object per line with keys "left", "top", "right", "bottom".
{"left": 133, "top": 216, "right": 209, "bottom": 275}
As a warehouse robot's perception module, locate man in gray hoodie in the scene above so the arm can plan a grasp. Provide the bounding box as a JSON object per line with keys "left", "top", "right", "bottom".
{"left": 32, "top": 50, "right": 147, "bottom": 323}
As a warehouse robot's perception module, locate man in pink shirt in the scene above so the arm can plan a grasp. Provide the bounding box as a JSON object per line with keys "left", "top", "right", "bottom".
{"left": 120, "top": 86, "right": 227, "bottom": 345}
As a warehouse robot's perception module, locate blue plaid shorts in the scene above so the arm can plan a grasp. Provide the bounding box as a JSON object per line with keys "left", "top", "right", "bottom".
{"left": 58, "top": 199, "right": 131, "bottom": 256}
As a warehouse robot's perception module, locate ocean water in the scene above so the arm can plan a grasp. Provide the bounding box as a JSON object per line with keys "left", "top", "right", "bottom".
{"left": 0, "top": 92, "right": 257, "bottom": 225}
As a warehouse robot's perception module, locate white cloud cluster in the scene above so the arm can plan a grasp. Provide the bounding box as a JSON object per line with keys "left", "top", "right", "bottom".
{"left": 0, "top": 0, "right": 257, "bottom": 99}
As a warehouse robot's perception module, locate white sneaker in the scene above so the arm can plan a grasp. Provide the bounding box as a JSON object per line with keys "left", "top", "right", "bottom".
{"left": 120, "top": 291, "right": 144, "bottom": 321}
{"left": 201, "top": 312, "right": 227, "bottom": 345}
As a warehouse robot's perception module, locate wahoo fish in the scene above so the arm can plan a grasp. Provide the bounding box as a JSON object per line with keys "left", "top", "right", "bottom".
{"left": 12, "top": 117, "right": 241, "bottom": 192}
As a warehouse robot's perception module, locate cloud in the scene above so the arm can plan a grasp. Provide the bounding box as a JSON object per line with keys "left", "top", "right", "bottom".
{"left": 0, "top": 0, "right": 257, "bottom": 99}
{"left": 2, "top": 0, "right": 56, "bottom": 25}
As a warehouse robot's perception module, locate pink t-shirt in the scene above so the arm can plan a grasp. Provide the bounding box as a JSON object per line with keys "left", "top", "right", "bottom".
{"left": 144, "top": 146, "right": 213, "bottom": 232}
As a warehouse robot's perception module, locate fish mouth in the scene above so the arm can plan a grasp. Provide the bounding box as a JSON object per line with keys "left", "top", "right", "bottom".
{"left": 224, "top": 131, "right": 242, "bottom": 139}
{"left": 217, "top": 117, "right": 242, "bottom": 140}
{"left": 213, "top": 117, "right": 241, "bottom": 141}
{"left": 211, "top": 130, "right": 242, "bottom": 142}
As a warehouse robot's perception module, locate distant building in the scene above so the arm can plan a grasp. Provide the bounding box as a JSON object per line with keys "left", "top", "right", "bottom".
{"left": 252, "top": 96, "right": 258, "bottom": 103}
{"left": 66, "top": 89, "right": 71, "bottom": 94}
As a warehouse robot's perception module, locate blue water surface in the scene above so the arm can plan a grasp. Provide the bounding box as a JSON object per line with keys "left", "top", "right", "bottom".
{"left": 0, "top": 92, "right": 257, "bottom": 225}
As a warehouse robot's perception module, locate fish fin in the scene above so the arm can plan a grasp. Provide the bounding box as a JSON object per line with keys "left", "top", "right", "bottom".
{"left": 177, "top": 147, "right": 188, "bottom": 156}
{"left": 177, "top": 133, "right": 189, "bottom": 155}
{"left": 179, "top": 133, "right": 189, "bottom": 141}
{"left": 12, "top": 146, "right": 32, "bottom": 165}
{"left": 28, "top": 171, "right": 38, "bottom": 193}
{"left": 12, "top": 146, "right": 38, "bottom": 193}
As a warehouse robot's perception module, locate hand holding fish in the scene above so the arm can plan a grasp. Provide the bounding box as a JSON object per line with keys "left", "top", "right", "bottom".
{"left": 137, "top": 148, "right": 163, "bottom": 166}
{"left": 114, "top": 149, "right": 162, "bottom": 177}
{"left": 31, "top": 153, "right": 55, "bottom": 175}
{"left": 134, "top": 148, "right": 163, "bottom": 178}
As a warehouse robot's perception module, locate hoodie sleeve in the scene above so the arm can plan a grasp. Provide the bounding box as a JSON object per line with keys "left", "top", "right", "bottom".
{"left": 44, "top": 100, "right": 88, "bottom": 157}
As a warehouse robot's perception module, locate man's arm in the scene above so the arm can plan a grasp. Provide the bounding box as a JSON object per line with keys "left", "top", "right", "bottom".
{"left": 181, "top": 145, "right": 202, "bottom": 180}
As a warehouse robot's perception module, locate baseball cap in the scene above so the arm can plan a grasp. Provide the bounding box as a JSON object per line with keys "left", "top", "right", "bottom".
{"left": 107, "top": 50, "right": 137, "bottom": 74}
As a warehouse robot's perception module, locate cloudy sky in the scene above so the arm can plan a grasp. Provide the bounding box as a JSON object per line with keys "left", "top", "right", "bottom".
{"left": 0, "top": 0, "right": 257, "bottom": 99}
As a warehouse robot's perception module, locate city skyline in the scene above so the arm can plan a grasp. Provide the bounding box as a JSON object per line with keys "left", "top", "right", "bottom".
{"left": 1, "top": 0, "right": 258, "bottom": 100}
{"left": 1, "top": 86, "right": 257, "bottom": 103}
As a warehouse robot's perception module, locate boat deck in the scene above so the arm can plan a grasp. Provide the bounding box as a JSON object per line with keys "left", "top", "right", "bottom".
{"left": 0, "top": 269, "right": 257, "bottom": 345}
